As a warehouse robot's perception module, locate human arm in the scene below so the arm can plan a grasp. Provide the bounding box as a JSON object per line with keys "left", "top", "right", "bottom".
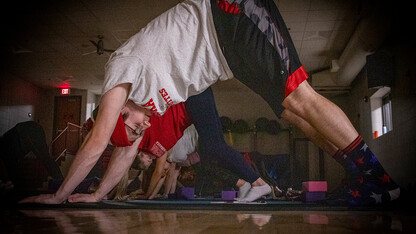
{"left": 148, "top": 171, "right": 167, "bottom": 199}
{"left": 163, "top": 163, "right": 180, "bottom": 196}
{"left": 19, "top": 83, "right": 131, "bottom": 204}
{"left": 68, "top": 137, "right": 141, "bottom": 203}
{"left": 140, "top": 151, "right": 169, "bottom": 199}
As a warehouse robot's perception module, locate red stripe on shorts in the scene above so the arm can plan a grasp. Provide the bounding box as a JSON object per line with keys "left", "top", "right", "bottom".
{"left": 284, "top": 66, "right": 309, "bottom": 97}
{"left": 217, "top": 0, "right": 242, "bottom": 14}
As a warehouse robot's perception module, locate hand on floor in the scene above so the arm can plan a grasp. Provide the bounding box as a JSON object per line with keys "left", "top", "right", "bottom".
{"left": 129, "top": 189, "right": 145, "bottom": 196}
{"left": 68, "top": 193, "right": 101, "bottom": 203}
{"left": 19, "top": 193, "right": 64, "bottom": 204}
{"left": 127, "top": 193, "right": 148, "bottom": 200}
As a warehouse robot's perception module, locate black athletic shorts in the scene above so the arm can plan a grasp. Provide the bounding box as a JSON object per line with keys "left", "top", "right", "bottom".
{"left": 210, "top": 0, "right": 309, "bottom": 116}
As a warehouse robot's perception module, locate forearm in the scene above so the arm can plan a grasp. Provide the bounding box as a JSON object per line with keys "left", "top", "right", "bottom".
{"left": 163, "top": 163, "right": 177, "bottom": 195}
{"left": 94, "top": 139, "right": 140, "bottom": 200}
{"left": 56, "top": 83, "right": 130, "bottom": 202}
{"left": 145, "top": 170, "right": 165, "bottom": 199}
{"left": 171, "top": 167, "right": 181, "bottom": 193}
{"left": 144, "top": 152, "right": 169, "bottom": 198}
{"left": 54, "top": 132, "right": 107, "bottom": 202}
{"left": 148, "top": 175, "right": 166, "bottom": 199}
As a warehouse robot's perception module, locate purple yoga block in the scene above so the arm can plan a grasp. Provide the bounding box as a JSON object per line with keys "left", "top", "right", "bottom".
{"left": 221, "top": 190, "right": 239, "bottom": 201}
{"left": 302, "top": 181, "right": 327, "bottom": 192}
{"left": 177, "top": 187, "right": 194, "bottom": 200}
{"left": 302, "top": 191, "right": 326, "bottom": 203}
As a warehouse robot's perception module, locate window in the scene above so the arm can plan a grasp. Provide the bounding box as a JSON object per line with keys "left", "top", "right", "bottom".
{"left": 370, "top": 87, "right": 393, "bottom": 138}
{"left": 381, "top": 92, "right": 393, "bottom": 134}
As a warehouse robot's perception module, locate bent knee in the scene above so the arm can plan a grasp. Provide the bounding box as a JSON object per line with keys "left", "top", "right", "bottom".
{"left": 281, "top": 109, "right": 299, "bottom": 123}
{"left": 282, "top": 81, "right": 320, "bottom": 116}
{"left": 280, "top": 109, "right": 291, "bottom": 121}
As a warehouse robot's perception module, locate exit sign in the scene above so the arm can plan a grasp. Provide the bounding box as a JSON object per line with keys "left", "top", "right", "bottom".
{"left": 61, "top": 88, "right": 70, "bottom": 95}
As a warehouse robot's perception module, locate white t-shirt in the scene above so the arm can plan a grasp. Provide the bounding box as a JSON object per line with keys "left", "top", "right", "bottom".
{"left": 168, "top": 124, "right": 198, "bottom": 163}
{"left": 102, "top": 0, "right": 233, "bottom": 115}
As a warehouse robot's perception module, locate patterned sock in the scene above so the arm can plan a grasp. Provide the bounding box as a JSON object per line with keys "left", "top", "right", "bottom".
{"left": 330, "top": 136, "right": 400, "bottom": 206}
{"left": 347, "top": 137, "right": 398, "bottom": 190}
{"left": 327, "top": 150, "right": 360, "bottom": 200}
{"left": 332, "top": 149, "right": 360, "bottom": 180}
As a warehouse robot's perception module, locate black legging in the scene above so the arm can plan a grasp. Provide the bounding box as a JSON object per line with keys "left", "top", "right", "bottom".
{"left": 185, "top": 88, "right": 260, "bottom": 183}
{"left": 0, "top": 121, "right": 63, "bottom": 183}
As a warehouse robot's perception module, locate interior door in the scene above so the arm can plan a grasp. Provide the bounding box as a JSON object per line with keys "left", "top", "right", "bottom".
{"left": 53, "top": 96, "right": 81, "bottom": 137}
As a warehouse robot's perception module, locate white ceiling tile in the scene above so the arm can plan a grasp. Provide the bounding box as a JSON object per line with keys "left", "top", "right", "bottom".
{"left": 81, "top": 0, "right": 114, "bottom": 11}
{"left": 307, "top": 10, "right": 339, "bottom": 21}
{"left": 289, "top": 31, "right": 305, "bottom": 41}
{"left": 49, "top": 23, "right": 85, "bottom": 38}
{"left": 278, "top": 0, "right": 311, "bottom": 11}
{"left": 39, "top": 11, "right": 72, "bottom": 26}
{"left": 317, "top": 31, "right": 332, "bottom": 40}
{"left": 286, "top": 21, "right": 306, "bottom": 32}
{"left": 300, "top": 46, "right": 327, "bottom": 57}
{"left": 54, "top": 0, "right": 89, "bottom": 13}
{"left": 302, "top": 39, "right": 328, "bottom": 49}
{"left": 292, "top": 40, "right": 303, "bottom": 52}
{"left": 280, "top": 11, "right": 309, "bottom": 22}
{"left": 310, "top": 0, "right": 342, "bottom": 10}
{"left": 91, "top": 9, "right": 137, "bottom": 32}
{"left": 76, "top": 22, "right": 106, "bottom": 37}
{"left": 28, "top": 25, "right": 57, "bottom": 39}
{"left": 65, "top": 10, "right": 98, "bottom": 24}
{"left": 2, "top": 0, "right": 363, "bottom": 91}
{"left": 305, "top": 20, "right": 335, "bottom": 31}
{"left": 333, "top": 20, "right": 357, "bottom": 32}
{"left": 301, "top": 59, "right": 322, "bottom": 72}
{"left": 336, "top": 1, "right": 361, "bottom": 20}
{"left": 303, "top": 31, "right": 317, "bottom": 40}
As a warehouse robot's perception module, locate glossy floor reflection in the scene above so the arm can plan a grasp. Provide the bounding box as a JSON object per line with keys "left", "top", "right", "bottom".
{"left": 1, "top": 209, "right": 415, "bottom": 233}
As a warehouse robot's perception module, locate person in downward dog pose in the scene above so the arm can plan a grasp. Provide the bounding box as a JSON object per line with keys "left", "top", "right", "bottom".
{"left": 21, "top": 0, "right": 399, "bottom": 206}
{"left": 133, "top": 124, "right": 256, "bottom": 201}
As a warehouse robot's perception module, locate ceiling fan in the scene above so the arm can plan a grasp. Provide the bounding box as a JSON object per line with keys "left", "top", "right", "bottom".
{"left": 83, "top": 35, "right": 115, "bottom": 56}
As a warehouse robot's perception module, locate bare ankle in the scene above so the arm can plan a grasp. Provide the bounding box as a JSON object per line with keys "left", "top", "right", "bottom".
{"left": 251, "top": 178, "right": 266, "bottom": 187}
{"left": 236, "top": 179, "right": 247, "bottom": 187}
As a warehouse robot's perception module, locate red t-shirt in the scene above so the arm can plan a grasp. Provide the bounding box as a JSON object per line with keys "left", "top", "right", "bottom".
{"left": 139, "top": 102, "right": 192, "bottom": 157}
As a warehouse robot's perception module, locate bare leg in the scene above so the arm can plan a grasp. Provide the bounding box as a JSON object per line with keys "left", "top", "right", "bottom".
{"left": 283, "top": 81, "right": 399, "bottom": 205}
{"left": 282, "top": 81, "right": 358, "bottom": 150}
{"left": 236, "top": 179, "right": 246, "bottom": 187}
{"left": 281, "top": 108, "right": 360, "bottom": 188}
{"left": 281, "top": 109, "right": 339, "bottom": 156}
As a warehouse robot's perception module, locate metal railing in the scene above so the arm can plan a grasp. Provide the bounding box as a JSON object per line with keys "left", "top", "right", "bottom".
{"left": 50, "top": 122, "right": 82, "bottom": 161}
